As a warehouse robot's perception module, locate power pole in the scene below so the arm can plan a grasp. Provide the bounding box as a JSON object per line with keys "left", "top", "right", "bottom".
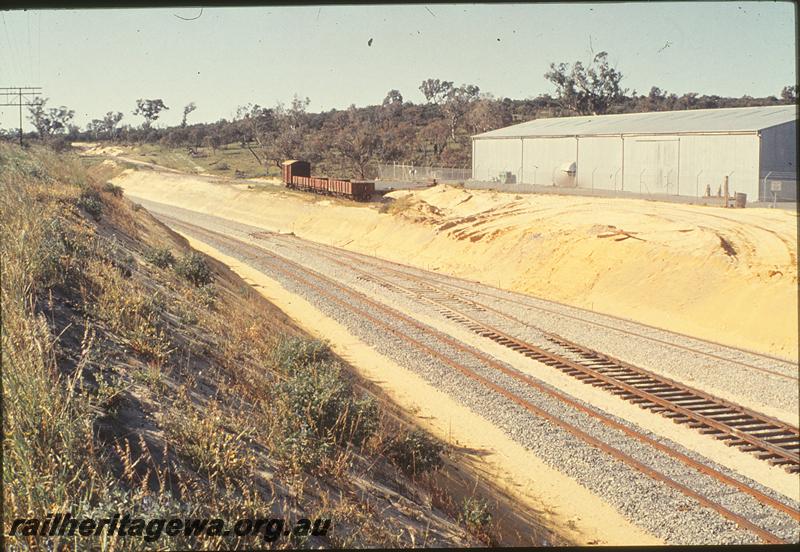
{"left": 0, "top": 86, "right": 43, "bottom": 146}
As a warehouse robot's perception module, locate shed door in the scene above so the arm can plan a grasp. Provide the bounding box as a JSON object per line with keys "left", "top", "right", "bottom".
{"left": 625, "top": 139, "right": 680, "bottom": 195}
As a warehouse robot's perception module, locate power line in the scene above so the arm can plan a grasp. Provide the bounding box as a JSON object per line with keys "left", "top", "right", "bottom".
{"left": 0, "top": 86, "right": 43, "bottom": 145}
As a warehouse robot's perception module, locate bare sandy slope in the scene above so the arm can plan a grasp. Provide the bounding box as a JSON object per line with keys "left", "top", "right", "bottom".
{"left": 114, "top": 168, "right": 798, "bottom": 359}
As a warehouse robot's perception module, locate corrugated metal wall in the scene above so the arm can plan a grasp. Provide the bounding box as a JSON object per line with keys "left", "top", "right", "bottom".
{"left": 473, "top": 138, "right": 521, "bottom": 182}
{"left": 622, "top": 137, "right": 681, "bottom": 195}
{"left": 678, "top": 134, "right": 760, "bottom": 199}
{"left": 473, "top": 132, "right": 765, "bottom": 199}
{"left": 760, "top": 122, "right": 797, "bottom": 201}
{"left": 522, "top": 137, "right": 577, "bottom": 185}
{"left": 575, "top": 136, "right": 623, "bottom": 190}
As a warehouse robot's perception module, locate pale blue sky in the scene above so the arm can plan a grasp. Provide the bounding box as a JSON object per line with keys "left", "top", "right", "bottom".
{"left": 0, "top": 3, "right": 796, "bottom": 131}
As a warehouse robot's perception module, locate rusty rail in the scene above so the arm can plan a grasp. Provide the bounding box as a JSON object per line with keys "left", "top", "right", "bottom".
{"left": 157, "top": 216, "right": 795, "bottom": 543}
{"left": 303, "top": 244, "right": 799, "bottom": 474}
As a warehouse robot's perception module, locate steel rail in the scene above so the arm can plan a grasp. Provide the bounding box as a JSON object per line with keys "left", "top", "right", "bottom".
{"left": 261, "top": 230, "right": 795, "bottom": 374}
{"left": 159, "top": 215, "right": 794, "bottom": 543}
{"left": 283, "top": 238, "right": 799, "bottom": 473}
{"left": 253, "top": 234, "right": 800, "bottom": 521}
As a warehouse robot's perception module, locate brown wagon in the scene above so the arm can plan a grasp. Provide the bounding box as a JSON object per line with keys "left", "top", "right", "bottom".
{"left": 281, "top": 160, "right": 373, "bottom": 201}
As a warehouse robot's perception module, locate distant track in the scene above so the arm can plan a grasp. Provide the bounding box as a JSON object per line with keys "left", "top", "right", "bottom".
{"left": 257, "top": 230, "right": 797, "bottom": 376}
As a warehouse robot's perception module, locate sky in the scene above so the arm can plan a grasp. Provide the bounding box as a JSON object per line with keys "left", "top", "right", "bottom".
{"left": 0, "top": 2, "right": 796, "bottom": 131}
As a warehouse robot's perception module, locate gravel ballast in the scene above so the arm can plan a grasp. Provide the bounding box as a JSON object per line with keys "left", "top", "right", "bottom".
{"left": 136, "top": 199, "right": 800, "bottom": 545}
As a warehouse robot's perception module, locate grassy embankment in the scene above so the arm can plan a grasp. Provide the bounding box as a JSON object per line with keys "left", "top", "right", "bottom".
{"left": 1, "top": 144, "right": 531, "bottom": 548}
{"left": 126, "top": 143, "right": 282, "bottom": 180}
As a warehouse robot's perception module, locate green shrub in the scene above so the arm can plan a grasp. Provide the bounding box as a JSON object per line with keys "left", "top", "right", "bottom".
{"left": 101, "top": 182, "right": 124, "bottom": 197}
{"left": 76, "top": 190, "right": 103, "bottom": 218}
{"left": 386, "top": 429, "right": 444, "bottom": 475}
{"left": 144, "top": 246, "right": 175, "bottom": 269}
{"left": 48, "top": 136, "right": 72, "bottom": 153}
{"left": 271, "top": 337, "right": 379, "bottom": 469}
{"left": 196, "top": 283, "right": 217, "bottom": 309}
{"left": 273, "top": 336, "right": 331, "bottom": 374}
{"left": 348, "top": 395, "right": 379, "bottom": 446}
{"left": 31, "top": 218, "right": 71, "bottom": 288}
{"left": 174, "top": 252, "right": 213, "bottom": 286}
{"left": 459, "top": 497, "right": 492, "bottom": 530}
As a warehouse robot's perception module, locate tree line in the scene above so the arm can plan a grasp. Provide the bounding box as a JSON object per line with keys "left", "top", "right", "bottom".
{"left": 3, "top": 52, "right": 797, "bottom": 179}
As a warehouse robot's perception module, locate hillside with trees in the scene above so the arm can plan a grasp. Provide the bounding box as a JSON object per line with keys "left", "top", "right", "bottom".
{"left": 3, "top": 52, "right": 797, "bottom": 179}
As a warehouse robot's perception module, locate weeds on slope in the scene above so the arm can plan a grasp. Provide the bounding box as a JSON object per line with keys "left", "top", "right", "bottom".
{"left": 1, "top": 143, "right": 482, "bottom": 549}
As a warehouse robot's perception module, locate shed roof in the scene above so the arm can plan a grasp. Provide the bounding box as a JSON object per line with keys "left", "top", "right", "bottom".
{"left": 473, "top": 104, "right": 797, "bottom": 139}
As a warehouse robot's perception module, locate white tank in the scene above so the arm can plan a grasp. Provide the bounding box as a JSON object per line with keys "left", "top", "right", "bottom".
{"left": 554, "top": 161, "right": 577, "bottom": 187}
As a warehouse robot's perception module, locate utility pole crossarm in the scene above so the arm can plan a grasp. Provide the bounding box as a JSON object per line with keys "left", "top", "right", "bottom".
{"left": 0, "top": 85, "right": 43, "bottom": 146}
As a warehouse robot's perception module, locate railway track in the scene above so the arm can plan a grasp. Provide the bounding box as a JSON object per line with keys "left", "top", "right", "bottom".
{"left": 260, "top": 230, "right": 794, "bottom": 376}
{"left": 250, "top": 231, "right": 800, "bottom": 474}
{"left": 155, "top": 214, "right": 798, "bottom": 544}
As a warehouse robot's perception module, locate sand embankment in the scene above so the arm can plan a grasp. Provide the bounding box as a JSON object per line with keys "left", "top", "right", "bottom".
{"left": 115, "top": 169, "right": 798, "bottom": 359}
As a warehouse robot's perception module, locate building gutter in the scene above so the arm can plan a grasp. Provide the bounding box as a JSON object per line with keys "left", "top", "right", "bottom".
{"left": 471, "top": 130, "right": 761, "bottom": 140}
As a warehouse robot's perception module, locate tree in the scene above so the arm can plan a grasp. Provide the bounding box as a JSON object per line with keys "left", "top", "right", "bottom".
{"left": 188, "top": 127, "right": 205, "bottom": 148}
{"left": 133, "top": 98, "right": 169, "bottom": 128}
{"left": 27, "top": 97, "right": 75, "bottom": 138}
{"left": 263, "top": 95, "right": 311, "bottom": 167}
{"left": 418, "top": 119, "right": 450, "bottom": 164}
{"left": 203, "top": 133, "right": 222, "bottom": 153}
{"left": 103, "top": 111, "right": 124, "bottom": 138}
{"left": 87, "top": 111, "right": 124, "bottom": 139}
{"left": 331, "top": 108, "right": 388, "bottom": 178}
{"left": 382, "top": 89, "right": 404, "bottom": 106}
{"left": 181, "top": 102, "right": 197, "bottom": 127}
{"left": 544, "top": 52, "right": 626, "bottom": 115}
{"left": 465, "top": 97, "right": 507, "bottom": 134}
{"left": 442, "top": 84, "right": 480, "bottom": 140}
{"left": 780, "top": 85, "right": 797, "bottom": 104}
{"left": 232, "top": 103, "right": 278, "bottom": 166}
{"left": 419, "top": 78, "right": 454, "bottom": 105}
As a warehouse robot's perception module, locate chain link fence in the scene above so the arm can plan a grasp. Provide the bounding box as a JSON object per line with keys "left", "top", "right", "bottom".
{"left": 760, "top": 171, "right": 797, "bottom": 202}
{"left": 376, "top": 163, "right": 471, "bottom": 183}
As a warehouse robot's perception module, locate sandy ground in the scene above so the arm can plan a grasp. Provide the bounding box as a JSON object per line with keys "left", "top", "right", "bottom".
{"left": 113, "top": 168, "right": 798, "bottom": 359}
{"left": 180, "top": 233, "right": 663, "bottom": 546}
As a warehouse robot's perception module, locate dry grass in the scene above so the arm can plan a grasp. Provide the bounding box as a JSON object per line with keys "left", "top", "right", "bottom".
{"left": 379, "top": 193, "right": 415, "bottom": 215}
{"left": 0, "top": 143, "right": 494, "bottom": 549}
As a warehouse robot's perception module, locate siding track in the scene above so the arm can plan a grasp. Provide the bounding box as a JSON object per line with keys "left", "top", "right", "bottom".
{"left": 251, "top": 231, "right": 800, "bottom": 473}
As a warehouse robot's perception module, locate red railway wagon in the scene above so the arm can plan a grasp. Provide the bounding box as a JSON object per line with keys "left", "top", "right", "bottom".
{"left": 282, "top": 160, "right": 310, "bottom": 185}
{"left": 281, "top": 159, "right": 374, "bottom": 201}
{"left": 347, "top": 181, "right": 375, "bottom": 202}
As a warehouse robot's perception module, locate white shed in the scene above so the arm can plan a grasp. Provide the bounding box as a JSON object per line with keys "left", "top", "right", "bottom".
{"left": 471, "top": 105, "right": 797, "bottom": 201}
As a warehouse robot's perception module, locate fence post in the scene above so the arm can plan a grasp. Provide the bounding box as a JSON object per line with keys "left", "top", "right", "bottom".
{"left": 723, "top": 175, "right": 729, "bottom": 208}
{"left": 696, "top": 170, "right": 703, "bottom": 198}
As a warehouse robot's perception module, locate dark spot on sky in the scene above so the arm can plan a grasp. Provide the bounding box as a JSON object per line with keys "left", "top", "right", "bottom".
{"left": 497, "top": 38, "right": 500, "bottom": 42}
{"left": 368, "top": 38, "right": 373, "bottom": 46}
